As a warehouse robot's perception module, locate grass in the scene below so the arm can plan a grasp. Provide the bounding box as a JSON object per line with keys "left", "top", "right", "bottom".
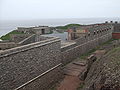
{"left": 0, "top": 30, "right": 24, "bottom": 40}
{"left": 56, "top": 24, "right": 81, "bottom": 30}
{"left": 79, "top": 39, "right": 117, "bottom": 60}
{"left": 107, "top": 46, "right": 120, "bottom": 55}
{"left": 79, "top": 48, "right": 97, "bottom": 59}
{"left": 101, "top": 38, "right": 118, "bottom": 46}
{"left": 77, "top": 83, "right": 84, "bottom": 90}
{"left": 49, "top": 87, "right": 56, "bottom": 90}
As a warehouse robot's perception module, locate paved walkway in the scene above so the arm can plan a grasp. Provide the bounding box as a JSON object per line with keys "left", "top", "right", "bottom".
{"left": 57, "top": 61, "right": 86, "bottom": 90}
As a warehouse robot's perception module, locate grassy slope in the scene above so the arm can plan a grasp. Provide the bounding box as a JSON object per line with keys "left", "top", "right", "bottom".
{"left": 79, "top": 39, "right": 116, "bottom": 59}
{"left": 80, "top": 45, "right": 120, "bottom": 90}
{"left": 0, "top": 30, "right": 24, "bottom": 40}
{"left": 0, "top": 24, "right": 81, "bottom": 40}
{"left": 56, "top": 24, "right": 81, "bottom": 30}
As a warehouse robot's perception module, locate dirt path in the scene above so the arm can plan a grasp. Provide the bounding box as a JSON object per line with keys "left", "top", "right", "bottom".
{"left": 57, "top": 61, "right": 86, "bottom": 90}
{"left": 56, "top": 50, "right": 106, "bottom": 90}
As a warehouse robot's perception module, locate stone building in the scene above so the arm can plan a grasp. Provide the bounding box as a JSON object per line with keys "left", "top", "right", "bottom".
{"left": 17, "top": 26, "right": 51, "bottom": 34}
{"left": 67, "top": 23, "right": 112, "bottom": 40}
{"left": 0, "top": 22, "right": 114, "bottom": 90}
{"left": 67, "top": 26, "right": 89, "bottom": 40}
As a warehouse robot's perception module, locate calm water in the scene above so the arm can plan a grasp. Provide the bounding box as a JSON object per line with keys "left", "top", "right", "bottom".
{"left": 0, "top": 18, "right": 120, "bottom": 37}
{"left": 42, "top": 31, "right": 68, "bottom": 41}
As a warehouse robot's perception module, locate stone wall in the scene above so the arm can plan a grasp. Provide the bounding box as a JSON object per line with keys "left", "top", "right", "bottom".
{"left": 61, "top": 26, "right": 113, "bottom": 64}
{"left": 0, "top": 42, "right": 19, "bottom": 50}
{"left": 112, "top": 33, "right": 120, "bottom": 39}
{"left": 15, "top": 64, "right": 62, "bottom": 90}
{"left": 10, "top": 34, "right": 32, "bottom": 43}
{"left": 113, "top": 23, "right": 120, "bottom": 32}
{"left": 61, "top": 42, "right": 76, "bottom": 52}
{"left": 17, "top": 26, "right": 51, "bottom": 34}
{"left": 35, "top": 35, "right": 53, "bottom": 42}
{"left": 0, "top": 24, "right": 114, "bottom": 90}
{"left": 0, "top": 37, "right": 61, "bottom": 90}
{"left": 19, "top": 34, "right": 36, "bottom": 45}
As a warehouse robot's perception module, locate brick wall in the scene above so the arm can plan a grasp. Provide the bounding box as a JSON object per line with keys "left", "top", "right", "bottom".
{"left": 112, "top": 33, "right": 120, "bottom": 39}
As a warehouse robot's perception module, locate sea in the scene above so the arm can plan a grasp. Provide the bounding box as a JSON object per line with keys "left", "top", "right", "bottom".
{"left": 0, "top": 18, "right": 120, "bottom": 38}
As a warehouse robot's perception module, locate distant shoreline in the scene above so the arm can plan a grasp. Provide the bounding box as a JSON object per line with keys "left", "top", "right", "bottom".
{"left": 0, "top": 18, "right": 120, "bottom": 37}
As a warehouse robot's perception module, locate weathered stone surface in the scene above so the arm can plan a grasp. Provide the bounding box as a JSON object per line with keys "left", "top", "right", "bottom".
{"left": 17, "top": 65, "right": 63, "bottom": 90}
{"left": 61, "top": 30, "right": 112, "bottom": 65}
{"left": 0, "top": 37, "right": 61, "bottom": 90}
{"left": 10, "top": 34, "right": 32, "bottom": 43}
{"left": 0, "top": 24, "right": 114, "bottom": 90}
{"left": 79, "top": 55, "right": 97, "bottom": 81}
{"left": 81, "top": 47, "right": 120, "bottom": 90}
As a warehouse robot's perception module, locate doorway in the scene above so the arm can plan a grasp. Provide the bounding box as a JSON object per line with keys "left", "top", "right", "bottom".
{"left": 41, "top": 29, "right": 45, "bottom": 34}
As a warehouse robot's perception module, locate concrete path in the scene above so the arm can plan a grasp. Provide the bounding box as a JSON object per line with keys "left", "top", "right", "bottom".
{"left": 57, "top": 61, "right": 86, "bottom": 90}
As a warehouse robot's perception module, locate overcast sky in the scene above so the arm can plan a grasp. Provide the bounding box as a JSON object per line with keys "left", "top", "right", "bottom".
{"left": 0, "top": 0, "right": 120, "bottom": 20}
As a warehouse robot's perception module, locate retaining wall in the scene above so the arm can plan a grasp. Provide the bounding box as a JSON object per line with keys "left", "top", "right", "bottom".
{"left": 61, "top": 42, "right": 76, "bottom": 52}
{"left": 61, "top": 27, "right": 113, "bottom": 64}
{"left": 19, "top": 34, "right": 53, "bottom": 45}
{"left": 0, "top": 37, "right": 61, "bottom": 90}
{"left": 10, "top": 34, "right": 32, "bottom": 43}
{"left": 35, "top": 35, "right": 53, "bottom": 42}
{"left": 19, "top": 34, "right": 36, "bottom": 45}
{"left": 0, "top": 24, "right": 114, "bottom": 90}
{"left": 0, "top": 42, "right": 19, "bottom": 50}
{"left": 15, "top": 64, "right": 62, "bottom": 90}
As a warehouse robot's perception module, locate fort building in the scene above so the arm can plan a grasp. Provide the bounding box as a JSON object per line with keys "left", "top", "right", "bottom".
{"left": 112, "top": 21, "right": 120, "bottom": 39}
{"left": 16, "top": 26, "right": 52, "bottom": 34}
{"left": 0, "top": 22, "right": 119, "bottom": 90}
{"left": 67, "top": 22, "right": 113, "bottom": 40}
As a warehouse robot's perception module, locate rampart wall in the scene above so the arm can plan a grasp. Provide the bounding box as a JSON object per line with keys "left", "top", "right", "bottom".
{"left": 35, "top": 35, "right": 53, "bottom": 42}
{"left": 10, "top": 34, "right": 32, "bottom": 43}
{"left": 0, "top": 24, "right": 114, "bottom": 90}
{"left": 19, "top": 34, "right": 36, "bottom": 45}
{"left": 61, "top": 25, "right": 113, "bottom": 64}
{"left": 0, "top": 37, "right": 62, "bottom": 90}
{"left": 61, "top": 42, "right": 76, "bottom": 52}
{"left": 0, "top": 42, "right": 19, "bottom": 50}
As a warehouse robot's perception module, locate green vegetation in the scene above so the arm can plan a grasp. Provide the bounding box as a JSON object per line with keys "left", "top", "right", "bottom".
{"left": 79, "top": 48, "right": 97, "bottom": 59}
{"left": 49, "top": 85, "right": 57, "bottom": 90}
{"left": 77, "top": 83, "right": 84, "bottom": 90}
{"left": 107, "top": 46, "right": 120, "bottom": 55}
{"left": 101, "top": 38, "right": 117, "bottom": 46}
{"left": 46, "top": 30, "right": 53, "bottom": 34}
{"left": 49, "top": 87, "right": 56, "bottom": 90}
{"left": 56, "top": 24, "right": 81, "bottom": 30}
{"left": 0, "top": 30, "right": 24, "bottom": 40}
{"left": 79, "top": 39, "right": 117, "bottom": 60}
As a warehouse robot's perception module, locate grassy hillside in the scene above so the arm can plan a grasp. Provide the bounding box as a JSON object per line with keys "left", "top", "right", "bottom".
{"left": 56, "top": 24, "right": 81, "bottom": 30}
{"left": 0, "top": 30, "right": 24, "bottom": 40}
{"left": 80, "top": 45, "right": 120, "bottom": 90}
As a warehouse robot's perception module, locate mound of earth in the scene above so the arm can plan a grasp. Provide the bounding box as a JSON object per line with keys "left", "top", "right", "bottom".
{"left": 81, "top": 47, "right": 120, "bottom": 90}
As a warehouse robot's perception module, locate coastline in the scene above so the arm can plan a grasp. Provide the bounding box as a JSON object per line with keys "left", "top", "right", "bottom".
{"left": 0, "top": 18, "right": 119, "bottom": 37}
